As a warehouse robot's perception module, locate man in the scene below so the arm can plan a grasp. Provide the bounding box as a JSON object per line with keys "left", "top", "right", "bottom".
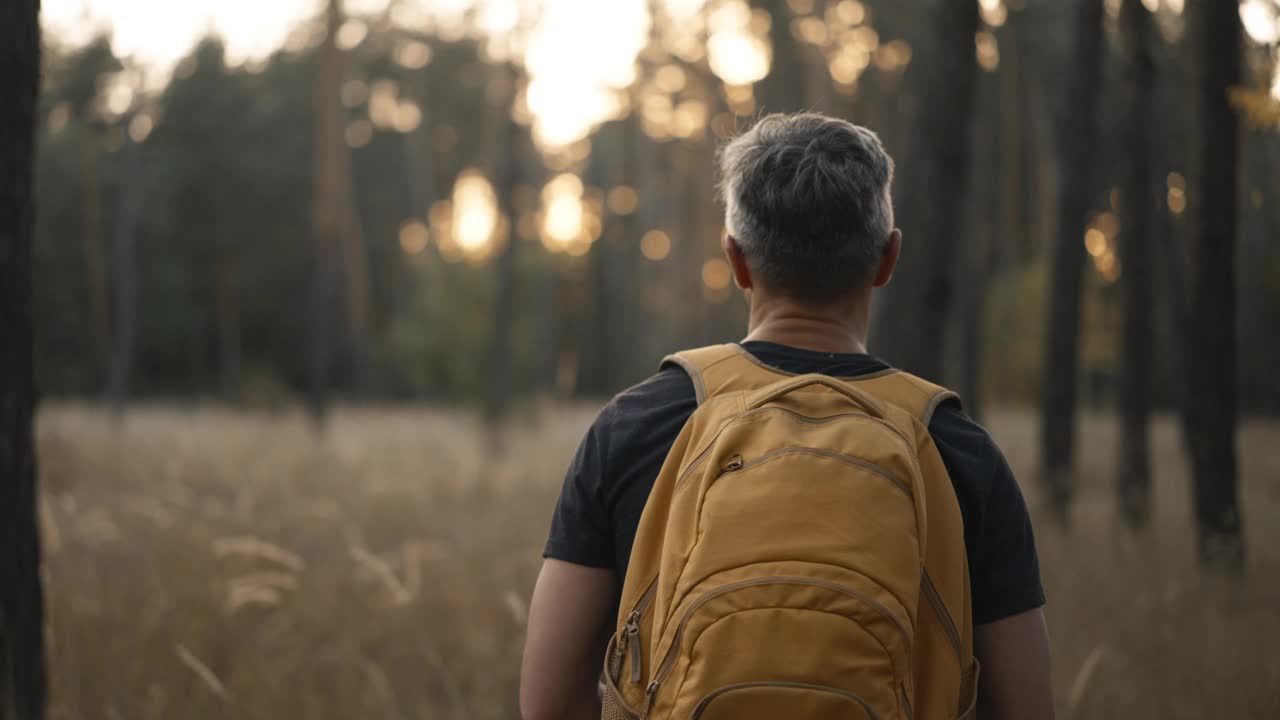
{"left": 520, "top": 113, "right": 1053, "bottom": 719}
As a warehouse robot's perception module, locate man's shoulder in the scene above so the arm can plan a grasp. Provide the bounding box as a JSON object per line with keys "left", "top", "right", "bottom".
{"left": 609, "top": 363, "right": 696, "bottom": 417}
{"left": 584, "top": 365, "right": 700, "bottom": 456}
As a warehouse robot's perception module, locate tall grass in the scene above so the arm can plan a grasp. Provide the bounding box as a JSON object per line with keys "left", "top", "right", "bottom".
{"left": 37, "top": 404, "right": 1280, "bottom": 718}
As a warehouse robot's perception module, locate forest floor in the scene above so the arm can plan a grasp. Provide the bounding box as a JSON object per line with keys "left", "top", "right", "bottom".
{"left": 35, "top": 403, "right": 1280, "bottom": 719}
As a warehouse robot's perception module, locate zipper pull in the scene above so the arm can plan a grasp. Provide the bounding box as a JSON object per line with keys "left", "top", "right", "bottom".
{"left": 723, "top": 455, "right": 744, "bottom": 472}
{"left": 609, "top": 630, "right": 626, "bottom": 681}
{"left": 627, "top": 625, "right": 642, "bottom": 683}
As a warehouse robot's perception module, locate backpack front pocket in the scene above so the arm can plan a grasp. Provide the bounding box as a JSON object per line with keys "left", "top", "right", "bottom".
{"left": 691, "top": 681, "right": 879, "bottom": 720}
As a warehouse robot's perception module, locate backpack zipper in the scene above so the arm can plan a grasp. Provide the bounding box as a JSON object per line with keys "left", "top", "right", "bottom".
{"left": 643, "top": 576, "right": 911, "bottom": 708}
{"left": 717, "top": 446, "right": 911, "bottom": 497}
{"left": 921, "top": 570, "right": 962, "bottom": 660}
{"left": 672, "top": 407, "right": 916, "bottom": 495}
{"left": 690, "top": 681, "right": 881, "bottom": 720}
{"left": 614, "top": 579, "right": 659, "bottom": 683}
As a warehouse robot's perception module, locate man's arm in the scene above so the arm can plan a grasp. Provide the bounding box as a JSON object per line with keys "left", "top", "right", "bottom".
{"left": 520, "top": 558, "right": 616, "bottom": 720}
{"left": 974, "top": 607, "right": 1055, "bottom": 720}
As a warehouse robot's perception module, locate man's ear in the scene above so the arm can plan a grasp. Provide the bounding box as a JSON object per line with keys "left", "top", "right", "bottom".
{"left": 871, "top": 229, "right": 902, "bottom": 288}
{"left": 723, "top": 235, "right": 753, "bottom": 290}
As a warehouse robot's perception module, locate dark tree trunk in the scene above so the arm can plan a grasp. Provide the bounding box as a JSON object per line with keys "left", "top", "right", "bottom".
{"left": 80, "top": 144, "right": 112, "bottom": 380}
{"left": 328, "top": 0, "right": 370, "bottom": 391}
{"left": 1115, "top": 0, "right": 1155, "bottom": 529}
{"left": 106, "top": 137, "right": 142, "bottom": 415}
{"left": 1155, "top": 190, "right": 1193, "bottom": 447}
{"left": 1038, "top": 0, "right": 1104, "bottom": 520}
{"left": 215, "top": 248, "right": 241, "bottom": 405}
{"left": 484, "top": 65, "right": 524, "bottom": 436}
{"left": 872, "top": 0, "right": 981, "bottom": 383}
{"left": 679, "top": 142, "right": 706, "bottom": 349}
{"left": 753, "top": 0, "right": 806, "bottom": 114}
{"left": 307, "top": 0, "right": 346, "bottom": 423}
{"left": 1187, "top": 0, "right": 1244, "bottom": 570}
{"left": 0, "top": 1, "right": 48, "bottom": 717}
{"left": 538, "top": 267, "right": 560, "bottom": 394}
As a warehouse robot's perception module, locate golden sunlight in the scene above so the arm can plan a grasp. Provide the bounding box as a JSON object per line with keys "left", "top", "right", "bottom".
{"left": 454, "top": 172, "right": 500, "bottom": 252}
{"left": 976, "top": 31, "right": 1000, "bottom": 72}
{"left": 523, "top": 0, "right": 650, "bottom": 149}
{"left": 1093, "top": 211, "right": 1120, "bottom": 239}
{"left": 1084, "top": 228, "right": 1108, "bottom": 258}
{"left": 1166, "top": 172, "right": 1187, "bottom": 215}
{"left": 540, "top": 173, "right": 600, "bottom": 255}
{"left": 369, "top": 80, "right": 401, "bottom": 130}
{"left": 399, "top": 220, "right": 429, "bottom": 255}
{"left": 1241, "top": 0, "right": 1280, "bottom": 45}
{"left": 708, "top": 0, "right": 771, "bottom": 86}
{"left": 393, "top": 99, "right": 422, "bottom": 133}
{"left": 702, "top": 258, "right": 732, "bottom": 290}
{"left": 979, "top": 0, "right": 1007, "bottom": 28}
{"left": 395, "top": 40, "right": 434, "bottom": 70}
{"left": 833, "top": 0, "right": 867, "bottom": 26}
{"left": 428, "top": 169, "right": 503, "bottom": 263}
{"left": 607, "top": 186, "right": 640, "bottom": 216}
{"left": 128, "top": 113, "right": 154, "bottom": 143}
{"left": 641, "top": 230, "right": 672, "bottom": 261}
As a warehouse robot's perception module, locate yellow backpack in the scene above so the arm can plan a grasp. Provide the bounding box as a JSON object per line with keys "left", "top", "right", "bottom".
{"left": 600, "top": 344, "right": 979, "bottom": 720}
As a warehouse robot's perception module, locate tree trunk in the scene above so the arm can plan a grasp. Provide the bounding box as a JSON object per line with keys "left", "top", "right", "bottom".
{"left": 1155, "top": 188, "right": 1193, "bottom": 447}
{"left": 80, "top": 143, "right": 112, "bottom": 379}
{"left": 1187, "top": 0, "right": 1244, "bottom": 570}
{"left": 485, "top": 65, "right": 524, "bottom": 436}
{"left": 754, "top": 0, "right": 806, "bottom": 114}
{"left": 1038, "top": 0, "right": 1104, "bottom": 521}
{"left": 106, "top": 137, "right": 142, "bottom": 415}
{"left": 537, "top": 266, "right": 560, "bottom": 394}
{"left": 0, "top": 0, "right": 48, "bottom": 716}
{"left": 328, "top": 0, "right": 371, "bottom": 391}
{"left": 307, "top": 0, "right": 346, "bottom": 422}
{"left": 215, "top": 248, "right": 241, "bottom": 406}
{"left": 1115, "top": 0, "right": 1155, "bottom": 529}
{"left": 679, "top": 142, "right": 705, "bottom": 349}
{"left": 872, "top": 0, "right": 981, "bottom": 383}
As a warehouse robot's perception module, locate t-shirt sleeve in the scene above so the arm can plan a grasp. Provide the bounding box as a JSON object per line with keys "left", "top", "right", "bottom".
{"left": 542, "top": 411, "right": 615, "bottom": 568}
{"left": 930, "top": 405, "right": 1046, "bottom": 626}
{"left": 968, "top": 451, "right": 1046, "bottom": 624}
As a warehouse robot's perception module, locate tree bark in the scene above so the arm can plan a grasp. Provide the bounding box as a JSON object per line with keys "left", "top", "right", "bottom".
{"left": 307, "top": 0, "right": 347, "bottom": 422}
{"left": 105, "top": 135, "right": 142, "bottom": 415}
{"left": 1038, "top": 0, "right": 1104, "bottom": 520}
{"left": 753, "top": 0, "right": 806, "bottom": 114}
{"left": 1187, "top": 0, "right": 1244, "bottom": 570}
{"left": 215, "top": 248, "right": 241, "bottom": 406}
{"left": 872, "top": 0, "right": 981, "bottom": 384}
{"left": 329, "top": 0, "right": 371, "bottom": 390}
{"left": 0, "top": 0, "right": 48, "bottom": 716}
{"left": 485, "top": 65, "right": 524, "bottom": 436}
{"left": 1115, "top": 0, "right": 1155, "bottom": 529}
{"left": 80, "top": 143, "right": 112, "bottom": 379}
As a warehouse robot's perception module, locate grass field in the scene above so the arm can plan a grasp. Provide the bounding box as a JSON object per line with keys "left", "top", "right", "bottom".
{"left": 36, "top": 403, "right": 1280, "bottom": 719}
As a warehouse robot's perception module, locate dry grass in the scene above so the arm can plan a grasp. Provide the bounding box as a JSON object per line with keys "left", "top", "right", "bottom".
{"left": 36, "top": 404, "right": 1280, "bottom": 719}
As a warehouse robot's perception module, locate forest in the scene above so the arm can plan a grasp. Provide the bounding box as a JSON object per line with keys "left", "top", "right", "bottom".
{"left": 2, "top": 0, "right": 1280, "bottom": 718}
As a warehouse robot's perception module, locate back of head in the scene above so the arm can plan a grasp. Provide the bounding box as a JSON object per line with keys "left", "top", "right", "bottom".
{"left": 719, "top": 112, "right": 896, "bottom": 305}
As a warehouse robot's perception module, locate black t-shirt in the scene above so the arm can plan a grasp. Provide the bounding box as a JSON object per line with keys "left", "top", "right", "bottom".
{"left": 543, "top": 341, "right": 1045, "bottom": 626}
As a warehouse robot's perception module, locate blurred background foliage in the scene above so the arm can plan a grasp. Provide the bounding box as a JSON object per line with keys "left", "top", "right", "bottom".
{"left": 32, "top": 0, "right": 1280, "bottom": 418}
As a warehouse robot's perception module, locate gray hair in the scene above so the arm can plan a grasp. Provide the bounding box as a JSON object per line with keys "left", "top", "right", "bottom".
{"left": 718, "top": 112, "right": 896, "bottom": 304}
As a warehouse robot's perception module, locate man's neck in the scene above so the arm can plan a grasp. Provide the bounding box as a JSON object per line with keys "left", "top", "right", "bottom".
{"left": 743, "top": 299, "right": 871, "bottom": 355}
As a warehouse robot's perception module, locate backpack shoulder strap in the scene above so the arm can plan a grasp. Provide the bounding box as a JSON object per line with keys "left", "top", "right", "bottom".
{"left": 858, "top": 369, "right": 975, "bottom": 711}
{"left": 852, "top": 369, "right": 961, "bottom": 427}
{"left": 660, "top": 344, "right": 787, "bottom": 405}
